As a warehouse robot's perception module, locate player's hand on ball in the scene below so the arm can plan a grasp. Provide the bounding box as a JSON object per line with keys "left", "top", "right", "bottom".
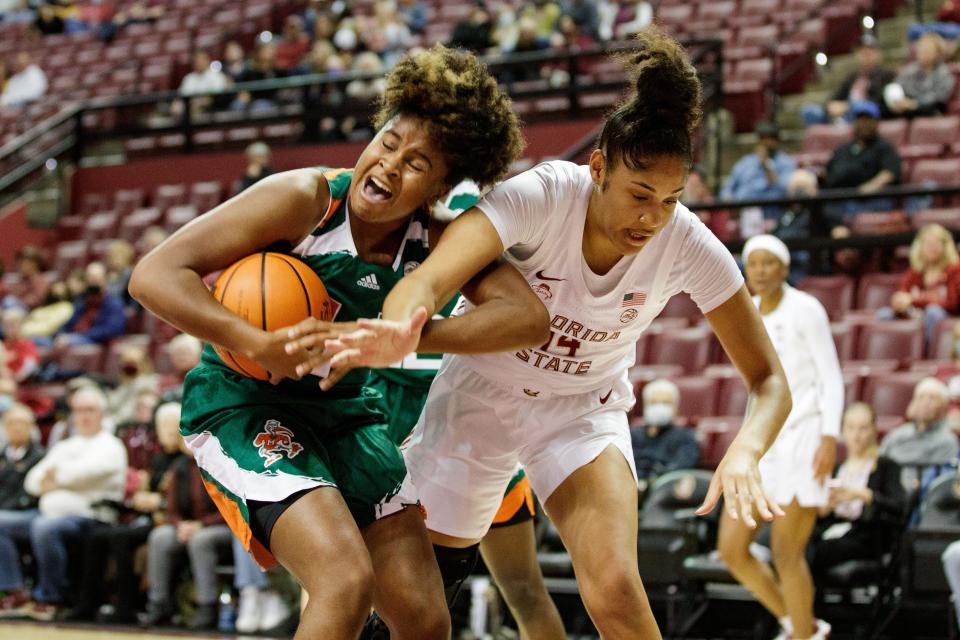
{"left": 283, "top": 317, "right": 360, "bottom": 378}
{"left": 696, "top": 442, "right": 784, "bottom": 528}
{"left": 318, "top": 307, "right": 429, "bottom": 391}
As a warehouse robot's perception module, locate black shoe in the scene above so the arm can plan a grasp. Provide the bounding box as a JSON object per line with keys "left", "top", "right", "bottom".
{"left": 188, "top": 603, "right": 217, "bottom": 631}
{"left": 139, "top": 600, "right": 174, "bottom": 628}
{"left": 359, "top": 612, "right": 390, "bottom": 640}
{"left": 97, "top": 609, "right": 138, "bottom": 625}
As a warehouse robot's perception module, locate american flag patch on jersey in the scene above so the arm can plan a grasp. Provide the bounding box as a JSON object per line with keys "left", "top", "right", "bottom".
{"left": 622, "top": 292, "right": 647, "bottom": 307}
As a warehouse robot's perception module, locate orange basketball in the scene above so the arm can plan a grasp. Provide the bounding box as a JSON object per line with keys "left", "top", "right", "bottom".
{"left": 211, "top": 252, "right": 336, "bottom": 380}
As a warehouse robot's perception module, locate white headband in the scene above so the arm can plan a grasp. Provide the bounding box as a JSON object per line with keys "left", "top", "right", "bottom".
{"left": 742, "top": 234, "right": 790, "bottom": 267}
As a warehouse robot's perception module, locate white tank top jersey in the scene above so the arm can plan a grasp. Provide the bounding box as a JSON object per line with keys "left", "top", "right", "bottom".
{"left": 753, "top": 285, "right": 843, "bottom": 437}
{"left": 459, "top": 160, "right": 744, "bottom": 395}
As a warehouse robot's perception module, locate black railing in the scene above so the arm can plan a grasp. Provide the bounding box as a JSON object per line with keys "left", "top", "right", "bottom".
{"left": 0, "top": 38, "right": 725, "bottom": 206}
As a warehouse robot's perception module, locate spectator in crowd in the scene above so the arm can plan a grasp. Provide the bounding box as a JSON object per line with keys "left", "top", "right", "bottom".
{"left": 142, "top": 422, "right": 230, "bottom": 630}
{"left": 886, "top": 33, "right": 956, "bottom": 117}
{"left": 720, "top": 122, "right": 796, "bottom": 202}
{"left": 54, "top": 261, "right": 127, "bottom": 347}
{"left": 237, "top": 141, "right": 274, "bottom": 193}
{"left": 810, "top": 403, "right": 907, "bottom": 580}
{"left": 232, "top": 42, "right": 286, "bottom": 111}
{"left": 0, "top": 308, "right": 39, "bottom": 383}
{"left": 5, "top": 246, "right": 49, "bottom": 311}
{"left": 137, "top": 226, "right": 169, "bottom": 257}
{"left": 99, "top": 0, "right": 163, "bottom": 42}
{"left": 683, "top": 163, "right": 715, "bottom": 205}
{"left": 233, "top": 536, "right": 291, "bottom": 633}
{"left": 62, "top": 402, "right": 181, "bottom": 624}
{"left": 630, "top": 379, "right": 701, "bottom": 492}
{"left": 275, "top": 15, "right": 312, "bottom": 71}
{"left": 398, "top": 0, "right": 428, "bottom": 34}
{"left": 2, "top": 1, "right": 36, "bottom": 25}
{"left": 449, "top": 5, "right": 494, "bottom": 54}
{"left": 520, "top": 0, "right": 561, "bottom": 38}
{"left": 346, "top": 52, "right": 387, "bottom": 102}
{"left": 938, "top": 0, "right": 960, "bottom": 22}
{"left": 115, "top": 388, "right": 161, "bottom": 472}
{"left": 801, "top": 35, "right": 894, "bottom": 125}
{"left": 310, "top": 12, "right": 337, "bottom": 42}
{"left": 158, "top": 333, "right": 202, "bottom": 399}
{"left": 822, "top": 100, "right": 901, "bottom": 220}
{"left": 22, "top": 281, "right": 73, "bottom": 342}
{"left": 0, "top": 387, "right": 127, "bottom": 620}
{"left": 106, "top": 344, "right": 159, "bottom": 425}
{"left": 368, "top": 1, "right": 415, "bottom": 66}
{"left": 878, "top": 223, "right": 960, "bottom": 345}
{"left": 105, "top": 239, "right": 137, "bottom": 307}
{"left": 613, "top": 0, "right": 653, "bottom": 39}
{"left": 544, "top": 15, "right": 596, "bottom": 85}
{"left": 47, "top": 377, "right": 116, "bottom": 448}
{"left": 562, "top": 0, "right": 599, "bottom": 39}
{"left": 297, "top": 39, "right": 336, "bottom": 75}
{"left": 33, "top": 3, "right": 63, "bottom": 34}
{"left": 220, "top": 41, "right": 248, "bottom": 83}
{"left": 880, "top": 377, "right": 959, "bottom": 489}
{"left": 0, "top": 404, "right": 43, "bottom": 616}
{"left": 173, "top": 51, "right": 230, "bottom": 118}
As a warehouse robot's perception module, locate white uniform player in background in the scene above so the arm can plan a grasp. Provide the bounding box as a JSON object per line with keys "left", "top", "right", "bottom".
{"left": 301, "top": 27, "right": 795, "bottom": 640}
{"left": 720, "top": 235, "right": 842, "bottom": 640}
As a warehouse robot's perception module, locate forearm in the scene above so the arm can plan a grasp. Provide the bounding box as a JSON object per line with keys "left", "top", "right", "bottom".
{"left": 130, "top": 263, "right": 265, "bottom": 357}
{"left": 739, "top": 370, "right": 792, "bottom": 456}
{"left": 860, "top": 170, "right": 895, "bottom": 193}
{"left": 380, "top": 274, "right": 448, "bottom": 323}
{"left": 418, "top": 299, "right": 550, "bottom": 355}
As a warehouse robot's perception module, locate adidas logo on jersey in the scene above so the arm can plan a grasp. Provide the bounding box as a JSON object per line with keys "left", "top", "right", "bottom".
{"left": 357, "top": 274, "right": 381, "bottom": 290}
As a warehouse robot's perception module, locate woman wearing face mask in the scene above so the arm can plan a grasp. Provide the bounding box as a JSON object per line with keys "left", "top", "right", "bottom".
{"left": 631, "top": 378, "right": 701, "bottom": 493}
{"left": 298, "top": 27, "right": 793, "bottom": 639}
{"left": 732, "top": 234, "right": 844, "bottom": 640}
{"left": 106, "top": 346, "right": 160, "bottom": 426}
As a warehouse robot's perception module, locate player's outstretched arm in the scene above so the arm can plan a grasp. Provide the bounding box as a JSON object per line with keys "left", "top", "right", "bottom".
{"left": 299, "top": 208, "right": 512, "bottom": 386}
{"left": 696, "top": 285, "right": 792, "bottom": 528}
{"left": 129, "top": 170, "right": 330, "bottom": 380}
{"left": 417, "top": 258, "right": 551, "bottom": 354}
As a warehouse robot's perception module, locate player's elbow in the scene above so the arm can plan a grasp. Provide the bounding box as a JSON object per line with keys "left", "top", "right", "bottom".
{"left": 128, "top": 256, "right": 161, "bottom": 309}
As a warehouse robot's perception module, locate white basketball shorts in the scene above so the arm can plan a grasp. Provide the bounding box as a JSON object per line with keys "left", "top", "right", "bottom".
{"left": 758, "top": 412, "right": 830, "bottom": 508}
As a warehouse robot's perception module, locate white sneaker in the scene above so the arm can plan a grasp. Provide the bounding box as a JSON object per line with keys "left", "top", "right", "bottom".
{"left": 258, "top": 590, "right": 289, "bottom": 631}
{"left": 234, "top": 586, "right": 262, "bottom": 634}
{"left": 811, "top": 619, "right": 832, "bottom": 639}
{"left": 771, "top": 616, "right": 792, "bottom": 640}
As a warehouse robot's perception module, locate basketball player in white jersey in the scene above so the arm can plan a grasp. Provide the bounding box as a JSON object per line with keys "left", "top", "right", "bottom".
{"left": 720, "top": 235, "right": 841, "bottom": 640}
{"left": 293, "top": 27, "right": 792, "bottom": 638}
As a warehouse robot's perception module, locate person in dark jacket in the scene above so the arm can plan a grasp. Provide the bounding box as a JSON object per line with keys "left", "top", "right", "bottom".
{"left": 0, "top": 404, "right": 44, "bottom": 615}
{"left": 801, "top": 35, "right": 895, "bottom": 125}
{"left": 630, "top": 379, "right": 701, "bottom": 492}
{"left": 810, "top": 403, "right": 908, "bottom": 579}
{"left": 141, "top": 425, "right": 230, "bottom": 630}
{"left": 54, "top": 262, "right": 126, "bottom": 347}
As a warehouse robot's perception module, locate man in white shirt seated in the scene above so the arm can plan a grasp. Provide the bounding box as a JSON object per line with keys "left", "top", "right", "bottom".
{"left": 172, "top": 51, "right": 230, "bottom": 118}
{"left": 0, "top": 386, "right": 127, "bottom": 621}
{"left": 0, "top": 52, "right": 48, "bottom": 109}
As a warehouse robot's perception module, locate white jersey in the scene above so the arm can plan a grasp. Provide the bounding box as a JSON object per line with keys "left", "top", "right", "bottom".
{"left": 754, "top": 284, "right": 843, "bottom": 437}
{"left": 460, "top": 160, "right": 744, "bottom": 395}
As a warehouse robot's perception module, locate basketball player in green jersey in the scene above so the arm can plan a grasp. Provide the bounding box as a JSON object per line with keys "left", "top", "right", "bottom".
{"left": 366, "top": 183, "right": 565, "bottom": 638}
{"left": 129, "top": 45, "right": 549, "bottom": 640}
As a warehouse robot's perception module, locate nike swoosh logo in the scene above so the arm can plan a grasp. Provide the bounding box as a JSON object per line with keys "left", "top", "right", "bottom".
{"left": 599, "top": 389, "right": 613, "bottom": 404}
{"left": 535, "top": 269, "right": 566, "bottom": 282}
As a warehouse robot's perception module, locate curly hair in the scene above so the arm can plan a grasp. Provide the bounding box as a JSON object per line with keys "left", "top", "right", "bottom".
{"left": 598, "top": 26, "right": 703, "bottom": 171}
{"left": 374, "top": 44, "right": 524, "bottom": 188}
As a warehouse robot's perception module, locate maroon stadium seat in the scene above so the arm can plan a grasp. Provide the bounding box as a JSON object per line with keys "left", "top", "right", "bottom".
{"left": 629, "top": 364, "right": 686, "bottom": 387}
{"left": 82, "top": 210, "right": 120, "bottom": 243}
{"left": 164, "top": 205, "right": 199, "bottom": 233}
{"left": 855, "top": 319, "right": 924, "bottom": 362}
{"left": 856, "top": 272, "right": 905, "bottom": 310}
{"left": 152, "top": 184, "right": 188, "bottom": 212}
{"left": 657, "top": 293, "right": 700, "bottom": 324}
{"left": 189, "top": 181, "right": 223, "bottom": 213}
{"left": 861, "top": 371, "right": 927, "bottom": 418}
{"left": 798, "top": 275, "right": 855, "bottom": 320}
{"left": 645, "top": 326, "right": 713, "bottom": 374}
{"left": 113, "top": 189, "right": 145, "bottom": 216}
{"left": 831, "top": 322, "right": 855, "bottom": 361}
{"left": 802, "top": 123, "right": 851, "bottom": 153}
{"left": 56, "top": 215, "right": 84, "bottom": 242}
{"left": 909, "top": 115, "right": 960, "bottom": 147}
{"left": 57, "top": 343, "right": 106, "bottom": 374}
{"left": 877, "top": 119, "right": 909, "bottom": 147}
{"left": 929, "top": 317, "right": 958, "bottom": 360}
{"left": 912, "top": 207, "right": 960, "bottom": 230}
{"left": 53, "top": 240, "right": 89, "bottom": 275}
{"left": 715, "top": 375, "right": 750, "bottom": 417}
{"left": 738, "top": 25, "right": 780, "bottom": 48}
{"left": 119, "top": 207, "right": 164, "bottom": 243}
{"left": 696, "top": 417, "right": 742, "bottom": 469}
{"left": 911, "top": 158, "right": 960, "bottom": 185}
{"left": 672, "top": 376, "right": 720, "bottom": 421}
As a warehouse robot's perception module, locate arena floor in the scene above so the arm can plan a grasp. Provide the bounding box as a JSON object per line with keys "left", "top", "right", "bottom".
{"left": 0, "top": 622, "right": 261, "bottom": 639}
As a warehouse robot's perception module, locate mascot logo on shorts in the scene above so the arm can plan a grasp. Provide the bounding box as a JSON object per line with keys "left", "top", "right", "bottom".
{"left": 253, "top": 420, "right": 304, "bottom": 468}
